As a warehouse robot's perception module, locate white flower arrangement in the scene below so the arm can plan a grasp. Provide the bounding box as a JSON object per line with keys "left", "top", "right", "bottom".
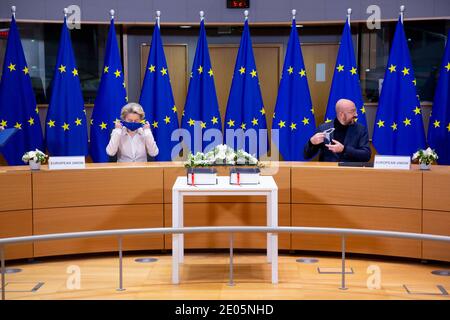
{"left": 22, "top": 149, "right": 48, "bottom": 164}
{"left": 412, "top": 147, "right": 438, "bottom": 165}
{"left": 185, "top": 144, "right": 261, "bottom": 168}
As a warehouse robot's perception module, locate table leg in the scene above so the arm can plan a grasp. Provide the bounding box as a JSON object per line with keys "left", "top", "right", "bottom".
{"left": 266, "top": 192, "right": 271, "bottom": 263}
{"left": 270, "top": 190, "right": 278, "bottom": 284}
{"left": 172, "top": 191, "right": 180, "bottom": 284}
{"left": 178, "top": 194, "right": 184, "bottom": 263}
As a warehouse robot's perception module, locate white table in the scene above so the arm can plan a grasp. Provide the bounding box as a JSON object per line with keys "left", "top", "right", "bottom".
{"left": 172, "top": 175, "right": 278, "bottom": 284}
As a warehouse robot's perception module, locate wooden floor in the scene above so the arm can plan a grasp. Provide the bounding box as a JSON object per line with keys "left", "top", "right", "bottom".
{"left": 2, "top": 252, "right": 450, "bottom": 300}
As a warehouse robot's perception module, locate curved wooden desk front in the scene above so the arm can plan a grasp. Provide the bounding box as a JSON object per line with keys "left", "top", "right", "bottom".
{"left": 0, "top": 162, "right": 449, "bottom": 262}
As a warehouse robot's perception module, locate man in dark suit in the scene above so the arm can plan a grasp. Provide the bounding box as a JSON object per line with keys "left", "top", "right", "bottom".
{"left": 304, "top": 99, "right": 371, "bottom": 162}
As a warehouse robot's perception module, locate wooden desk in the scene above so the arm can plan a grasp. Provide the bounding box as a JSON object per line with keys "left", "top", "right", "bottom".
{"left": 0, "top": 162, "right": 449, "bottom": 262}
{"left": 290, "top": 164, "right": 422, "bottom": 258}
{"left": 0, "top": 168, "right": 33, "bottom": 259}
{"left": 32, "top": 164, "right": 164, "bottom": 257}
{"left": 422, "top": 166, "right": 450, "bottom": 261}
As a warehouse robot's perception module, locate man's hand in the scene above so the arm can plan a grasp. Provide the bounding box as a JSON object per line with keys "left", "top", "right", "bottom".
{"left": 325, "top": 139, "right": 344, "bottom": 153}
{"left": 310, "top": 132, "right": 326, "bottom": 145}
{"left": 143, "top": 121, "right": 150, "bottom": 130}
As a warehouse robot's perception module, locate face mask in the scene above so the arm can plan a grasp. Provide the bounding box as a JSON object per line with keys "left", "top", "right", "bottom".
{"left": 323, "top": 127, "right": 335, "bottom": 144}
{"left": 121, "top": 121, "right": 142, "bottom": 132}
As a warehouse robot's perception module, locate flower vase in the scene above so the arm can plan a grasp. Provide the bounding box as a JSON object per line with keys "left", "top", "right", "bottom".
{"left": 419, "top": 163, "right": 431, "bottom": 170}
{"left": 29, "top": 160, "right": 41, "bottom": 170}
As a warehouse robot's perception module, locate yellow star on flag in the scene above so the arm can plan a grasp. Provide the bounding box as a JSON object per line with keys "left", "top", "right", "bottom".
{"left": 251, "top": 118, "right": 258, "bottom": 126}
{"left": 403, "top": 118, "right": 411, "bottom": 126}
{"left": 447, "top": 123, "right": 450, "bottom": 132}
{"left": 149, "top": 65, "right": 155, "bottom": 72}
{"left": 250, "top": 69, "right": 257, "bottom": 78}
{"left": 114, "top": 69, "right": 121, "bottom": 78}
{"left": 287, "top": 66, "right": 293, "bottom": 74}
{"left": 412, "top": 79, "right": 417, "bottom": 86}
{"left": 433, "top": 120, "right": 440, "bottom": 128}
{"left": 445, "top": 62, "right": 450, "bottom": 72}
{"left": 239, "top": 66, "right": 245, "bottom": 75}
{"left": 336, "top": 64, "right": 344, "bottom": 72}
{"left": 260, "top": 108, "right": 266, "bottom": 115}
{"left": 99, "top": 122, "right": 107, "bottom": 130}
{"left": 350, "top": 67, "right": 357, "bottom": 75}
{"left": 172, "top": 106, "right": 177, "bottom": 113}
{"left": 8, "top": 63, "right": 16, "bottom": 72}
{"left": 310, "top": 108, "right": 314, "bottom": 114}
{"left": 62, "top": 123, "right": 70, "bottom": 131}
{"left": 413, "top": 106, "right": 421, "bottom": 115}
{"left": 197, "top": 65, "right": 203, "bottom": 74}
{"left": 22, "top": 66, "right": 29, "bottom": 75}
{"left": 47, "top": 120, "right": 55, "bottom": 128}
{"left": 27, "top": 117, "right": 34, "bottom": 126}
{"left": 35, "top": 107, "right": 39, "bottom": 114}
{"left": 200, "top": 121, "right": 206, "bottom": 129}
{"left": 74, "top": 118, "right": 82, "bottom": 126}
{"left": 152, "top": 121, "right": 158, "bottom": 128}
{"left": 391, "top": 122, "right": 398, "bottom": 131}
{"left": 325, "top": 118, "right": 332, "bottom": 123}
{"left": 227, "top": 119, "right": 235, "bottom": 127}
{"left": 401, "top": 67, "right": 410, "bottom": 76}
{"left": 278, "top": 120, "right": 286, "bottom": 128}
{"left": 290, "top": 122, "right": 297, "bottom": 130}
{"left": 240, "top": 123, "right": 246, "bottom": 130}
{"left": 58, "top": 65, "right": 66, "bottom": 73}
{"left": 360, "top": 106, "right": 366, "bottom": 114}
{"left": 388, "top": 64, "right": 396, "bottom": 73}
{"left": 90, "top": 119, "right": 94, "bottom": 125}
{"left": 377, "top": 120, "right": 385, "bottom": 128}
{"left": 211, "top": 116, "right": 218, "bottom": 124}
{"left": 302, "top": 117, "right": 310, "bottom": 125}
{"left": 160, "top": 67, "right": 167, "bottom": 76}
{"left": 0, "top": 120, "right": 6, "bottom": 127}
{"left": 164, "top": 116, "right": 171, "bottom": 124}
{"left": 104, "top": 66, "right": 109, "bottom": 73}
{"left": 188, "top": 118, "right": 195, "bottom": 126}
{"left": 71, "top": 68, "right": 78, "bottom": 77}
{"left": 208, "top": 68, "right": 214, "bottom": 77}
{"left": 14, "top": 122, "right": 22, "bottom": 129}
{"left": 299, "top": 69, "right": 306, "bottom": 77}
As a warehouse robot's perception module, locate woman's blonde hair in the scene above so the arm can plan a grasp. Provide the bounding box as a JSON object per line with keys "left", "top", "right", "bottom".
{"left": 120, "top": 103, "right": 145, "bottom": 120}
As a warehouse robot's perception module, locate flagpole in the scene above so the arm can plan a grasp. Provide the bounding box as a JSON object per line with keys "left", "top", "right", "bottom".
{"left": 400, "top": 5, "right": 405, "bottom": 23}
{"left": 11, "top": 6, "right": 16, "bottom": 18}
{"left": 200, "top": 10, "right": 204, "bottom": 21}
{"left": 347, "top": 8, "right": 352, "bottom": 26}
{"left": 110, "top": 9, "right": 115, "bottom": 21}
{"left": 244, "top": 10, "right": 248, "bottom": 21}
{"left": 292, "top": 9, "right": 296, "bottom": 21}
{"left": 156, "top": 10, "right": 161, "bottom": 28}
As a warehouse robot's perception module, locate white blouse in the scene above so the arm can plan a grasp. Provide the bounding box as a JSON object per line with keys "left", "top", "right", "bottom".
{"left": 106, "top": 127, "right": 159, "bottom": 162}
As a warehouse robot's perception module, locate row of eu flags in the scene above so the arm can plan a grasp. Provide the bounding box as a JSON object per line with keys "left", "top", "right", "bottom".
{"left": 0, "top": 13, "right": 449, "bottom": 164}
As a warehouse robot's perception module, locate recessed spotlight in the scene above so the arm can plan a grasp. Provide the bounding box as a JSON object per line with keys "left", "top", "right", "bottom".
{"left": 179, "top": 25, "right": 192, "bottom": 29}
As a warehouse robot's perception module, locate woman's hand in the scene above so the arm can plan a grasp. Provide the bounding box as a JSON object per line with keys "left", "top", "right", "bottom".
{"left": 115, "top": 120, "right": 123, "bottom": 129}
{"left": 143, "top": 121, "right": 150, "bottom": 130}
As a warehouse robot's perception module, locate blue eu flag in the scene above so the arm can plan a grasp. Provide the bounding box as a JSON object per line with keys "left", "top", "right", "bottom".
{"left": 139, "top": 21, "right": 179, "bottom": 161}
{"left": 224, "top": 19, "right": 268, "bottom": 157}
{"left": 373, "top": 17, "right": 426, "bottom": 155}
{"left": 181, "top": 19, "right": 222, "bottom": 153}
{"left": 89, "top": 17, "right": 127, "bottom": 162}
{"left": 45, "top": 17, "right": 88, "bottom": 156}
{"left": 324, "top": 18, "right": 367, "bottom": 126}
{"left": 272, "top": 19, "right": 316, "bottom": 161}
{"left": 0, "top": 15, "right": 44, "bottom": 165}
{"left": 428, "top": 30, "right": 450, "bottom": 165}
